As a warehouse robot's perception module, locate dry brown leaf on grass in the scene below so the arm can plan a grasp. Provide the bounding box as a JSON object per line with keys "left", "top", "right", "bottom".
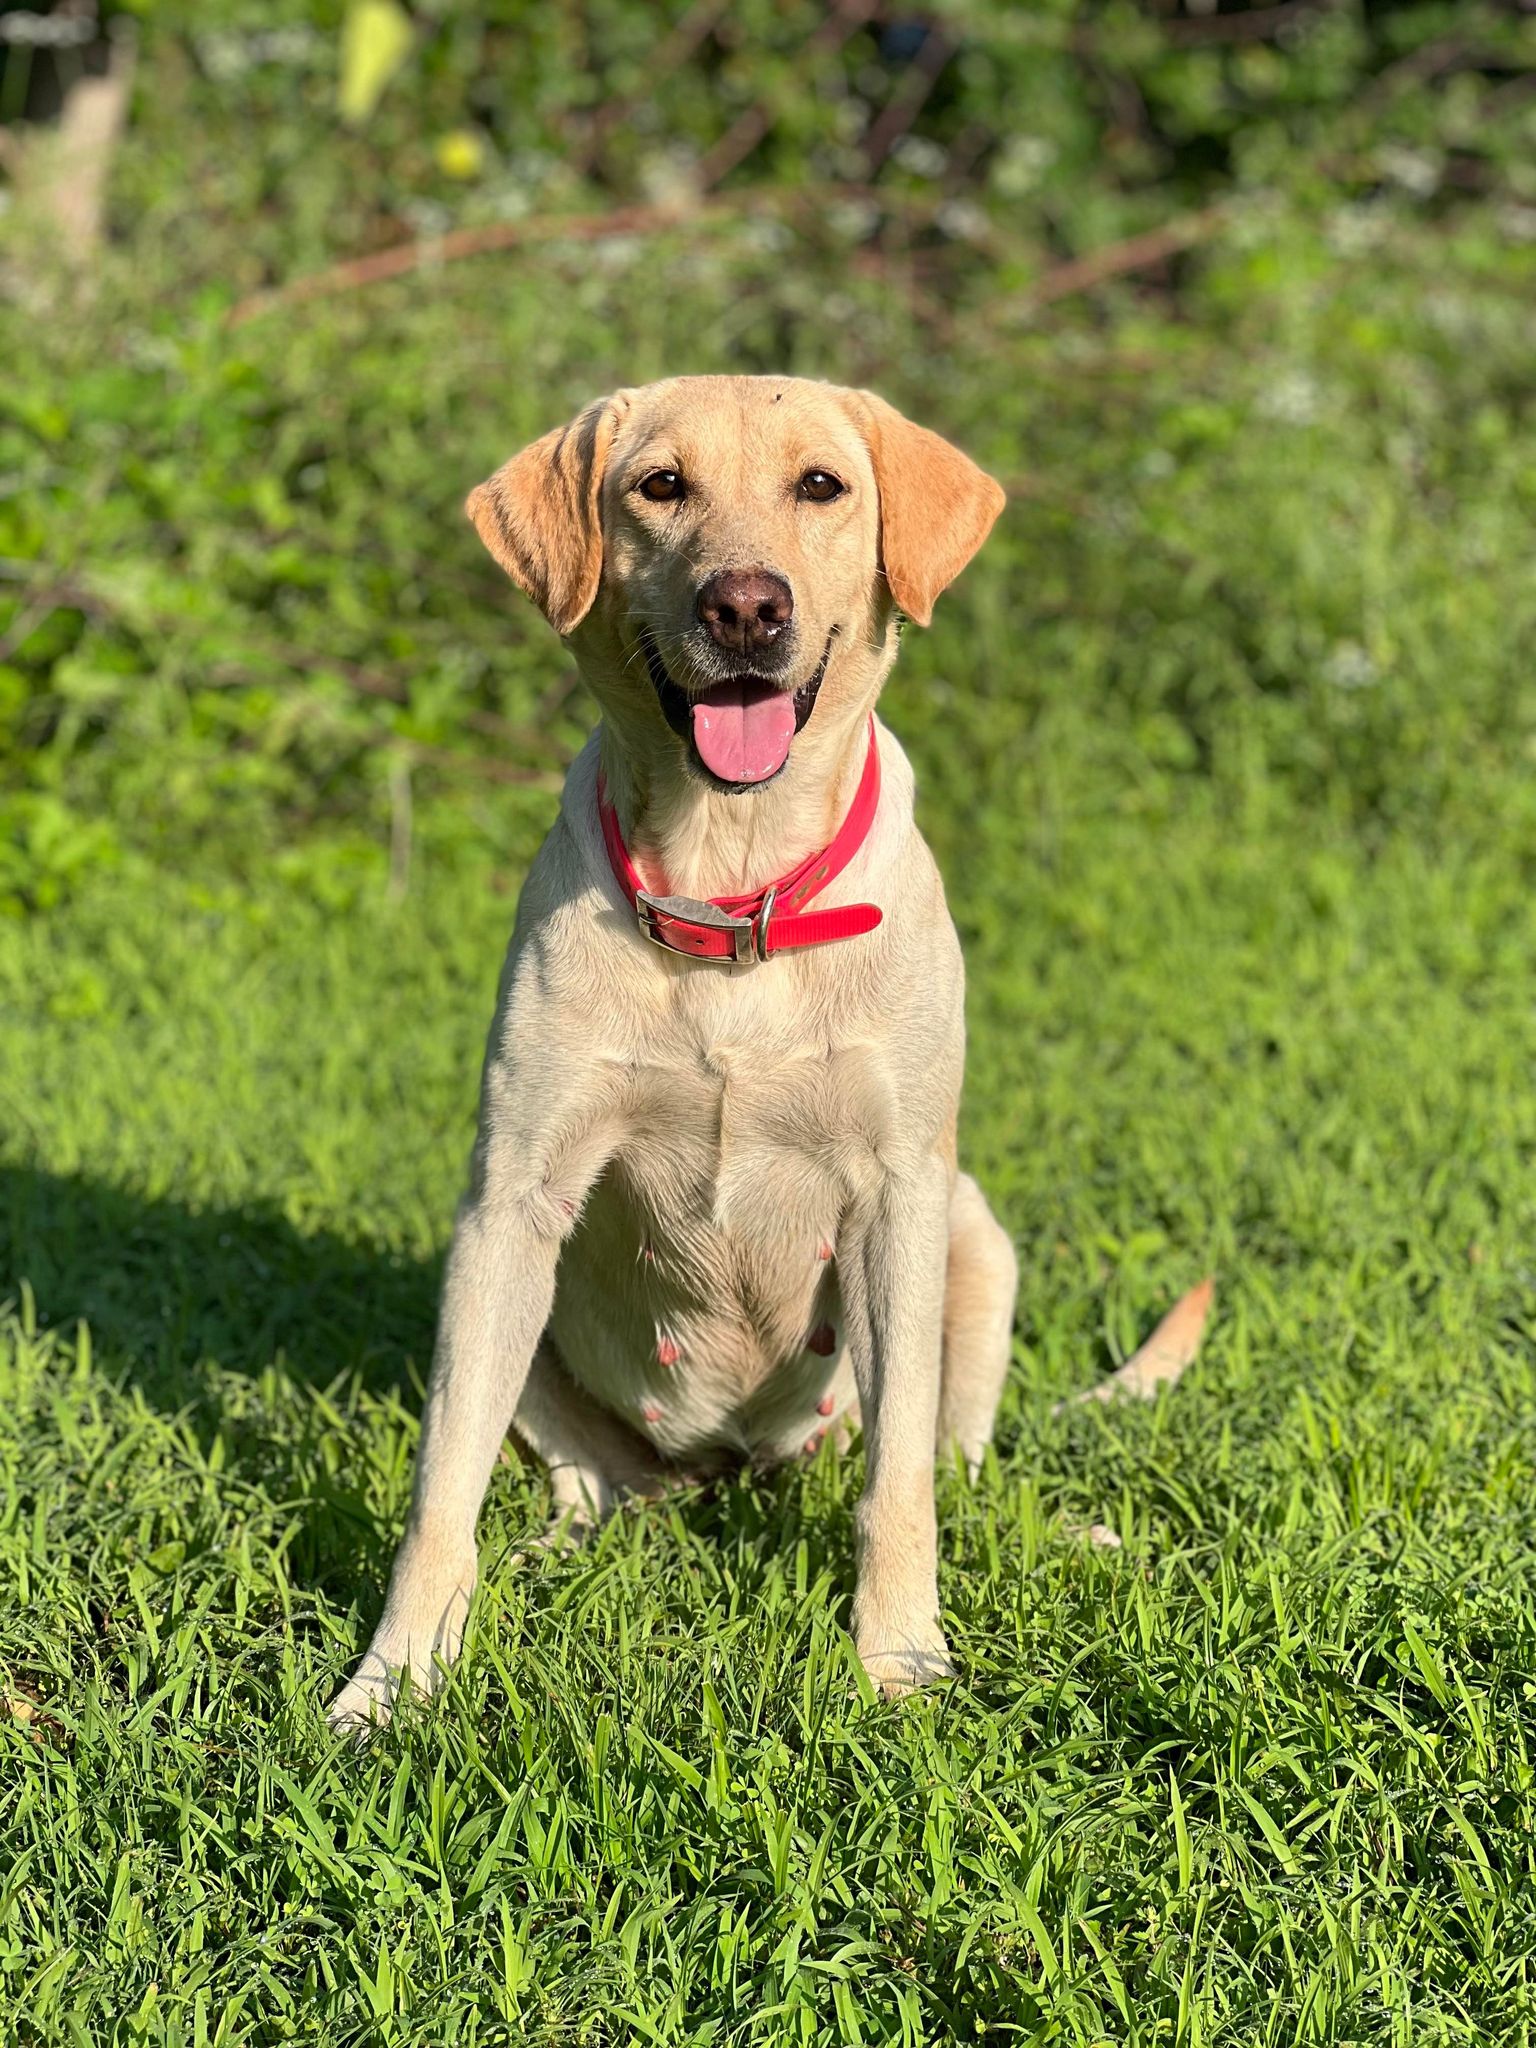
{"left": 1055, "top": 1276, "right": 1215, "bottom": 1417}
{"left": 5, "top": 1688, "right": 68, "bottom": 1748}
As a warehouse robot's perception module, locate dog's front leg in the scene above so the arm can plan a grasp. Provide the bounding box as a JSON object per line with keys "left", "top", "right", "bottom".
{"left": 839, "top": 1155, "right": 954, "bottom": 1697}
{"left": 329, "top": 1034, "right": 612, "bottom": 1735}
{"left": 327, "top": 1187, "right": 567, "bottom": 1734}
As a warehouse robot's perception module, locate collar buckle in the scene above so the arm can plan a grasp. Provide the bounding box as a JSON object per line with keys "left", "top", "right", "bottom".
{"left": 636, "top": 890, "right": 758, "bottom": 967}
{"left": 754, "top": 886, "right": 778, "bottom": 964}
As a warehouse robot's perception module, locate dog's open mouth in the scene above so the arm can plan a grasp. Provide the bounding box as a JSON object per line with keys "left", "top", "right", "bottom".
{"left": 639, "top": 628, "right": 833, "bottom": 790}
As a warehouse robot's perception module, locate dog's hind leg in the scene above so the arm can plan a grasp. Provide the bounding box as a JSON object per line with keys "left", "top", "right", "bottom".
{"left": 936, "top": 1172, "right": 1017, "bottom": 1477}
{"left": 511, "top": 1340, "right": 672, "bottom": 1547}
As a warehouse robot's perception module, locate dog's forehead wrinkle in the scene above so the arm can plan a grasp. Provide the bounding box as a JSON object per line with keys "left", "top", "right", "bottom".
{"left": 617, "top": 378, "right": 868, "bottom": 490}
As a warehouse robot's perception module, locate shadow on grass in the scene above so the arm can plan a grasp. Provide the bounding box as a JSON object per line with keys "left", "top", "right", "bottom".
{"left": 0, "top": 1164, "right": 869, "bottom": 1606}
{"left": 0, "top": 1164, "right": 442, "bottom": 1404}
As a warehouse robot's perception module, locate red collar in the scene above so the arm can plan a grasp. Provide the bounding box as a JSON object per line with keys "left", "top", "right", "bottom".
{"left": 597, "top": 720, "right": 885, "bottom": 966}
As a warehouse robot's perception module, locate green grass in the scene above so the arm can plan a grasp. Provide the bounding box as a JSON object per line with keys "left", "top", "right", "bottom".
{"left": 7, "top": 681, "right": 1536, "bottom": 2041}
{"left": 7, "top": 11, "right": 1536, "bottom": 2042}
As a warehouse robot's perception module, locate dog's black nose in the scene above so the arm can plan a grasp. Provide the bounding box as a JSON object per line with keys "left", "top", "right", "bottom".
{"left": 696, "top": 568, "right": 794, "bottom": 657}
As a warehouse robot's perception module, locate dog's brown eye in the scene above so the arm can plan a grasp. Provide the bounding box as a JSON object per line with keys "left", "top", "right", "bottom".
{"left": 798, "top": 470, "right": 845, "bottom": 503}
{"left": 638, "top": 470, "right": 686, "bottom": 503}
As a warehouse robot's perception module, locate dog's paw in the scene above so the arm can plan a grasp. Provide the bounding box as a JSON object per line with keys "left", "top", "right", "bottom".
{"left": 856, "top": 1627, "right": 956, "bottom": 1700}
{"left": 328, "top": 1539, "right": 476, "bottom": 1741}
{"left": 326, "top": 1644, "right": 437, "bottom": 1743}
{"left": 327, "top": 1659, "right": 401, "bottom": 1744}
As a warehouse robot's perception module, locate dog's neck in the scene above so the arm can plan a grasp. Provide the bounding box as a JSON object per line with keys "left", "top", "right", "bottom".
{"left": 595, "top": 702, "right": 875, "bottom": 903}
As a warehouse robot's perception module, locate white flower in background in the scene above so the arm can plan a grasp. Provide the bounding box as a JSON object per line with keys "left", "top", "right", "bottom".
{"left": 196, "top": 34, "right": 250, "bottom": 80}
{"left": 1326, "top": 205, "right": 1390, "bottom": 256}
{"left": 826, "top": 196, "right": 881, "bottom": 241}
{"left": 833, "top": 100, "right": 868, "bottom": 143}
{"left": 487, "top": 183, "right": 534, "bottom": 223}
{"left": 638, "top": 146, "right": 702, "bottom": 209}
{"left": 1325, "top": 642, "right": 1377, "bottom": 690}
{"left": 890, "top": 136, "right": 947, "bottom": 179}
{"left": 197, "top": 26, "right": 322, "bottom": 81}
{"left": 935, "top": 200, "right": 989, "bottom": 244}
{"left": 1256, "top": 369, "right": 1321, "bottom": 425}
{"left": 1423, "top": 290, "right": 1478, "bottom": 337}
{"left": 501, "top": 151, "right": 561, "bottom": 207}
{"left": 992, "top": 135, "right": 1057, "bottom": 199}
{"left": 1227, "top": 192, "right": 1285, "bottom": 248}
{"left": 2, "top": 10, "right": 97, "bottom": 46}
{"left": 589, "top": 236, "right": 642, "bottom": 273}
{"left": 1377, "top": 145, "right": 1441, "bottom": 198}
{"left": 740, "top": 217, "right": 792, "bottom": 256}
{"left": 399, "top": 200, "right": 451, "bottom": 242}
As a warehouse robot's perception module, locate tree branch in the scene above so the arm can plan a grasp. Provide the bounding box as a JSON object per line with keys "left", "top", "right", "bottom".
{"left": 1010, "top": 204, "right": 1228, "bottom": 315}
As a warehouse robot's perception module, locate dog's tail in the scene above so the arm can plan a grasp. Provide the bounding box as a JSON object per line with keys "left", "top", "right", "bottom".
{"left": 1053, "top": 1277, "right": 1214, "bottom": 1417}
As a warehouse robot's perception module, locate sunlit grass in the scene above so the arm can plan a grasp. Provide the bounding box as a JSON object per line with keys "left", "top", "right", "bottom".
{"left": 6, "top": 55, "right": 1536, "bottom": 2041}
{"left": 5, "top": 697, "right": 1536, "bottom": 2038}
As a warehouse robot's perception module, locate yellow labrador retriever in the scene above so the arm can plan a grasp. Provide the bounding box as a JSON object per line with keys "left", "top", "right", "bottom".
{"left": 330, "top": 375, "right": 1016, "bottom": 1731}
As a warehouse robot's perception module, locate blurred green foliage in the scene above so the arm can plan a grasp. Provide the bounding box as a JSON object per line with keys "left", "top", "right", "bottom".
{"left": 5, "top": 9, "right": 1536, "bottom": 2041}
{"left": 1, "top": 2, "right": 1534, "bottom": 912}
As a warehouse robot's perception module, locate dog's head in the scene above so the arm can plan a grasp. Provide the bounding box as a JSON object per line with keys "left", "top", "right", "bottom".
{"left": 467, "top": 376, "right": 1004, "bottom": 792}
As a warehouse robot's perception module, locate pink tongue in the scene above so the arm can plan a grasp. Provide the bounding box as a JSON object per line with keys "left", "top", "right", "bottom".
{"left": 690, "top": 680, "right": 797, "bottom": 784}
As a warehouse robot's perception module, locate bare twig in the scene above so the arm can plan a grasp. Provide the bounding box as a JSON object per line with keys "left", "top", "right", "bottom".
{"left": 1485, "top": 71, "right": 1536, "bottom": 117}
{"left": 998, "top": 473, "right": 1095, "bottom": 518}
{"left": 574, "top": 0, "right": 728, "bottom": 175}
{"left": 940, "top": 118, "right": 993, "bottom": 192}
{"left": 0, "top": 578, "right": 106, "bottom": 660}
{"left": 0, "top": 595, "right": 53, "bottom": 664}
{"left": 207, "top": 645, "right": 408, "bottom": 705}
{"left": 863, "top": 26, "right": 954, "bottom": 172}
{"left": 693, "top": 0, "right": 879, "bottom": 189}
{"left": 1163, "top": 1, "right": 1329, "bottom": 47}
{"left": 203, "top": 648, "right": 565, "bottom": 756}
{"left": 1010, "top": 204, "right": 1228, "bottom": 315}
{"left": 226, "top": 197, "right": 708, "bottom": 327}
{"left": 2, "top": 561, "right": 571, "bottom": 767}
{"left": 224, "top": 177, "right": 931, "bottom": 329}
{"left": 402, "top": 742, "right": 562, "bottom": 789}
{"left": 1350, "top": 30, "right": 1473, "bottom": 117}
{"left": 228, "top": 0, "right": 890, "bottom": 328}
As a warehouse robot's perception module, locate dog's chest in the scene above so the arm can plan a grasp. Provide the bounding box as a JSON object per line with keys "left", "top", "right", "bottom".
{"left": 545, "top": 1026, "right": 890, "bottom": 1459}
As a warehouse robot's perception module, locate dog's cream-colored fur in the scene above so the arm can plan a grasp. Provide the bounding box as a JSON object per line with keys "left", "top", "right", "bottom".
{"left": 330, "top": 375, "right": 1016, "bottom": 1731}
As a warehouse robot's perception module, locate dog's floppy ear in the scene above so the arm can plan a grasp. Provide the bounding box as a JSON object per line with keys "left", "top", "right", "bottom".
{"left": 842, "top": 390, "right": 1006, "bottom": 628}
{"left": 466, "top": 393, "right": 629, "bottom": 635}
